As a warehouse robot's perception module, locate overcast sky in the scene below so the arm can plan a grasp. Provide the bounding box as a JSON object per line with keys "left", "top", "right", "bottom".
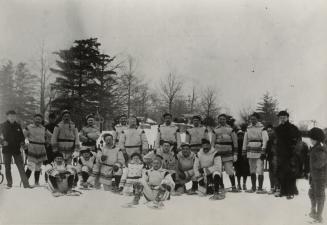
{"left": 0, "top": 0, "right": 326, "bottom": 126}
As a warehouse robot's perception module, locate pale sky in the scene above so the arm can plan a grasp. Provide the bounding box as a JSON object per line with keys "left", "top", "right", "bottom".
{"left": 0, "top": 0, "right": 326, "bottom": 127}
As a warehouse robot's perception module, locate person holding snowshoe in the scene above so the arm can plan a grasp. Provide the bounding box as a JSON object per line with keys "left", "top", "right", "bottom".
{"left": 23, "top": 113, "right": 50, "bottom": 187}
{"left": 212, "top": 114, "right": 239, "bottom": 192}
{"left": 194, "top": 139, "right": 225, "bottom": 200}
{"left": 307, "top": 127, "right": 327, "bottom": 223}
{"left": 76, "top": 147, "right": 96, "bottom": 189}
{"left": 242, "top": 112, "right": 269, "bottom": 194}
{"left": 90, "top": 133, "right": 125, "bottom": 191}
{"left": 128, "top": 157, "right": 175, "bottom": 208}
{"left": 175, "top": 143, "right": 197, "bottom": 195}
{"left": 45, "top": 151, "right": 80, "bottom": 197}
{"left": 119, "top": 152, "right": 145, "bottom": 195}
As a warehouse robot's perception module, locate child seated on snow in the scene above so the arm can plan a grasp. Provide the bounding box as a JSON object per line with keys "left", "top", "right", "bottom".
{"left": 128, "top": 157, "right": 175, "bottom": 208}
{"left": 76, "top": 147, "right": 96, "bottom": 189}
{"left": 308, "top": 128, "right": 327, "bottom": 223}
{"left": 45, "top": 152, "right": 80, "bottom": 197}
{"left": 89, "top": 133, "right": 125, "bottom": 191}
{"left": 119, "top": 153, "right": 145, "bottom": 195}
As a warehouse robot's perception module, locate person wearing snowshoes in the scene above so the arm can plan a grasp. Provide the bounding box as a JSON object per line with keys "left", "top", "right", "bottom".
{"left": 185, "top": 115, "right": 210, "bottom": 154}
{"left": 212, "top": 114, "right": 239, "bottom": 192}
{"left": 144, "top": 141, "right": 179, "bottom": 194}
{"left": 128, "top": 157, "right": 175, "bottom": 208}
{"left": 23, "top": 113, "right": 50, "bottom": 187}
{"left": 119, "top": 152, "right": 145, "bottom": 195}
{"left": 175, "top": 143, "right": 197, "bottom": 195}
{"left": 307, "top": 127, "right": 327, "bottom": 223}
{"left": 76, "top": 147, "right": 96, "bottom": 189}
{"left": 0, "top": 110, "right": 33, "bottom": 189}
{"left": 194, "top": 138, "right": 225, "bottom": 200}
{"left": 242, "top": 112, "right": 269, "bottom": 194}
{"left": 90, "top": 133, "right": 125, "bottom": 191}
{"left": 45, "top": 151, "right": 80, "bottom": 197}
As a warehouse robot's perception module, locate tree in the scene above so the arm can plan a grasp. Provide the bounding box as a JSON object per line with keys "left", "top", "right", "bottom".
{"left": 256, "top": 92, "right": 279, "bottom": 126}
{"left": 50, "top": 38, "right": 122, "bottom": 129}
{"left": 13, "top": 63, "right": 39, "bottom": 123}
{"left": 50, "top": 38, "right": 104, "bottom": 128}
{"left": 38, "top": 42, "right": 52, "bottom": 117}
{"left": 200, "top": 86, "right": 220, "bottom": 119}
{"left": 0, "top": 61, "right": 15, "bottom": 120}
{"left": 160, "top": 73, "right": 183, "bottom": 113}
{"left": 239, "top": 106, "right": 254, "bottom": 125}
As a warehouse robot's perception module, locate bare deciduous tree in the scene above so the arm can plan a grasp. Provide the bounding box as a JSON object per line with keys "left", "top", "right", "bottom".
{"left": 160, "top": 73, "right": 183, "bottom": 113}
{"left": 239, "top": 106, "right": 254, "bottom": 124}
{"left": 200, "top": 86, "right": 220, "bottom": 119}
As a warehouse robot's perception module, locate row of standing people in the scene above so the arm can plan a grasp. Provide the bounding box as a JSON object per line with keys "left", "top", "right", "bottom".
{"left": 0, "top": 109, "right": 326, "bottom": 220}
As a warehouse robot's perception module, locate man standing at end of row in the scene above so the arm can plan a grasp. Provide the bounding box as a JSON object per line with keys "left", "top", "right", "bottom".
{"left": 213, "top": 114, "right": 239, "bottom": 192}
{"left": 156, "top": 113, "right": 181, "bottom": 153}
{"left": 243, "top": 113, "right": 268, "bottom": 193}
{"left": 185, "top": 115, "right": 209, "bottom": 154}
{"left": 51, "top": 110, "right": 80, "bottom": 165}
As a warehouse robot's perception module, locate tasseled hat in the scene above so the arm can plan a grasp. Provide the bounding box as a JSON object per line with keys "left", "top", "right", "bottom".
{"left": 192, "top": 115, "right": 201, "bottom": 121}
{"left": 163, "top": 112, "right": 172, "bottom": 118}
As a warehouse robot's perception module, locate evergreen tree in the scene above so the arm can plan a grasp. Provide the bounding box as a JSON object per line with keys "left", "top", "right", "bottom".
{"left": 50, "top": 38, "right": 120, "bottom": 128}
{"left": 256, "top": 92, "right": 279, "bottom": 126}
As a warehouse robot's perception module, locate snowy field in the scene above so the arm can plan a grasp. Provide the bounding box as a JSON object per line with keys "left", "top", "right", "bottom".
{"left": 0, "top": 168, "right": 320, "bottom": 225}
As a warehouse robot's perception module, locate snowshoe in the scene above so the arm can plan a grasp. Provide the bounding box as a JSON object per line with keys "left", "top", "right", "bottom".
{"left": 147, "top": 201, "right": 164, "bottom": 209}
{"left": 256, "top": 188, "right": 267, "bottom": 194}
{"left": 209, "top": 192, "right": 225, "bottom": 200}
{"left": 229, "top": 186, "right": 241, "bottom": 193}
{"left": 66, "top": 190, "right": 82, "bottom": 196}
{"left": 52, "top": 192, "right": 64, "bottom": 197}
{"left": 186, "top": 189, "right": 198, "bottom": 195}
{"left": 245, "top": 188, "right": 256, "bottom": 193}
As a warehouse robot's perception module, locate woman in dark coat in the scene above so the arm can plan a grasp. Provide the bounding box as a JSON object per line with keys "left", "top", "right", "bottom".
{"left": 234, "top": 126, "right": 250, "bottom": 190}
{"left": 275, "top": 111, "right": 301, "bottom": 199}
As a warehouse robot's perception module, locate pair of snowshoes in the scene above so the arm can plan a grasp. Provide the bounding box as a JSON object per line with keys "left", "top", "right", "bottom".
{"left": 52, "top": 190, "right": 82, "bottom": 197}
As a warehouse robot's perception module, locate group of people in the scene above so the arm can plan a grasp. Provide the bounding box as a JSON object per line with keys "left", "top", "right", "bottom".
{"left": 0, "top": 109, "right": 326, "bottom": 221}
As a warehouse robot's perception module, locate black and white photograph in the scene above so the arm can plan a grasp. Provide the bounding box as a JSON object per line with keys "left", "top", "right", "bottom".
{"left": 0, "top": 0, "right": 326, "bottom": 224}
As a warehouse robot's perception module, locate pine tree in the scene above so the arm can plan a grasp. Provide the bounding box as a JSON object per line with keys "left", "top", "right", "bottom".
{"left": 256, "top": 92, "right": 279, "bottom": 126}
{"left": 50, "top": 38, "right": 121, "bottom": 128}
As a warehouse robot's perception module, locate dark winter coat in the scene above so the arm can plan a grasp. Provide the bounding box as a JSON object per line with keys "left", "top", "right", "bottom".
{"left": 275, "top": 121, "right": 301, "bottom": 178}
{"left": 0, "top": 120, "right": 25, "bottom": 154}
{"left": 309, "top": 143, "right": 327, "bottom": 183}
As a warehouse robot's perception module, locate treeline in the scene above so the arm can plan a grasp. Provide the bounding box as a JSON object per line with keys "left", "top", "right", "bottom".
{"left": 0, "top": 38, "right": 280, "bottom": 129}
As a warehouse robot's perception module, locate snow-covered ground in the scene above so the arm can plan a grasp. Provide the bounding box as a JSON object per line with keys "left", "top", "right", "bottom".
{"left": 0, "top": 168, "right": 321, "bottom": 225}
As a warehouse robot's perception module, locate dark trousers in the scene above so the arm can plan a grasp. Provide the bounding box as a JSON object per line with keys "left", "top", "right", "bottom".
{"left": 269, "top": 156, "right": 279, "bottom": 189}
{"left": 3, "top": 152, "right": 29, "bottom": 187}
